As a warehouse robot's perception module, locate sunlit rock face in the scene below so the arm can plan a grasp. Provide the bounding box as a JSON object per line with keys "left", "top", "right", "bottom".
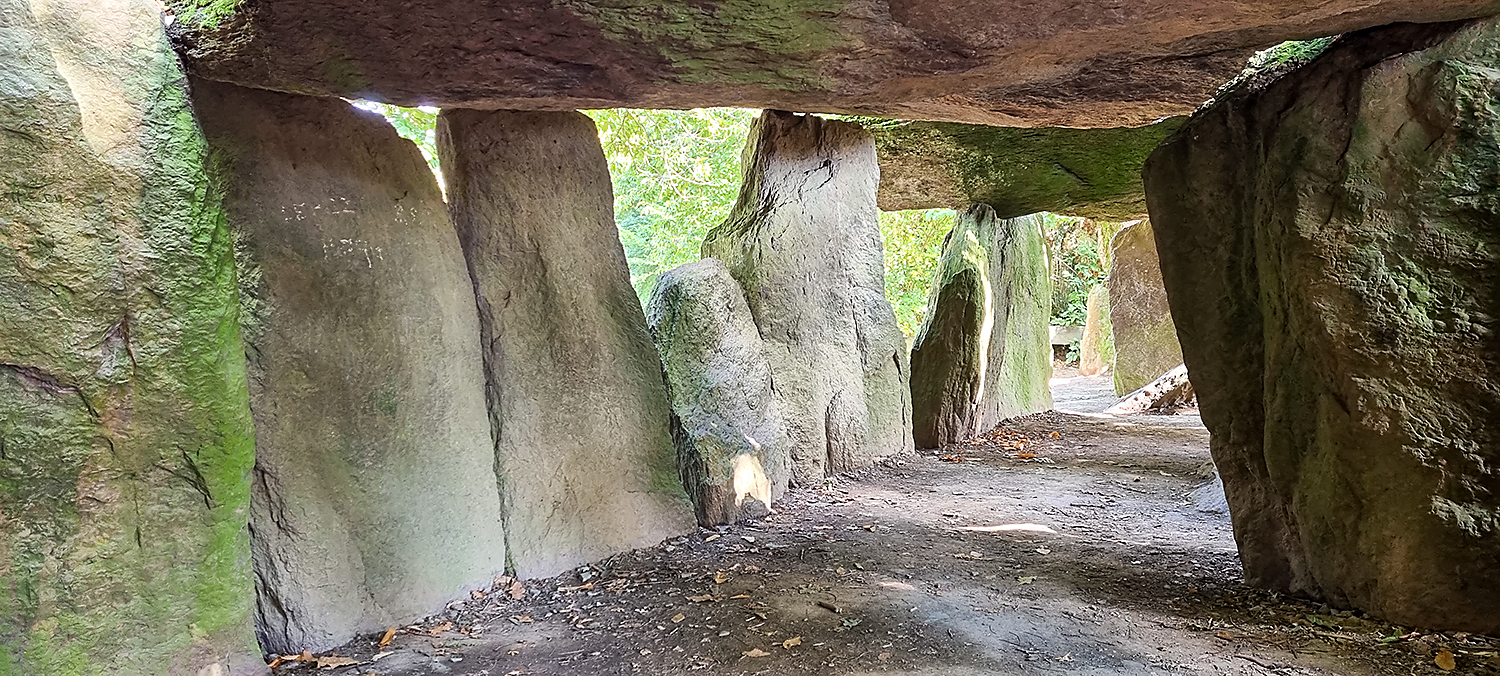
{"left": 868, "top": 118, "right": 1183, "bottom": 220}
{"left": 1108, "top": 220, "right": 1183, "bottom": 396}
{"left": 1146, "top": 19, "right": 1500, "bottom": 633}
{"left": 647, "top": 258, "right": 791, "bottom": 525}
{"left": 438, "top": 109, "right": 694, "bottom": 580}
{"left": 193, "top": 79, "right": 506, "bottom": 654}
{"left": 703, "top": 111, "right": 913, "bottom": 483}
{"left": 0, "top": 2, "right": 263, "bottom": 673}
{"left": 162, "top": 0, "right": 1500, "bottom": 127}
{"left": 909, "top": 206, "right": 1053, "bottom": 448}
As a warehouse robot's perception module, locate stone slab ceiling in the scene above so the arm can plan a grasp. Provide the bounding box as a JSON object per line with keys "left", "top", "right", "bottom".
{"left": 166, "top": 0, "right": 1500, "bottom": 127}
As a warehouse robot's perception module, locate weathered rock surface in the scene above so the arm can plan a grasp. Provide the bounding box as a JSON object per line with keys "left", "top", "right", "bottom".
{"left": 194, "top": 80, "right": 505, "bottom": 654}
{"left": 438, "top": 109, "right": 694, "bottom": 579}
{"left": 1145, "top": 19, "right": 1500, "bottom": 633}
{"left": 646, "top": 259, "right": 791, "bottom": 525}
{"left": 1108, "top": 220, "right": 1183, "bottom": 395}
{"left": 910, "top": 207, "right": 1053, "bottom": 448}
{"left": 703, "top": 111, "right": 913, "bottom": 483}
{"left": 0, "top": 1, "right": 261, "bottom": 673}
{"left": 869, "top": 118, "right": 1184, "bottom": 220}
{"left": 164, "top": 0, "right": 1500, "bottom": 128}
{"left": 1077, "top": 286, "right": 1110, "bottom": 376}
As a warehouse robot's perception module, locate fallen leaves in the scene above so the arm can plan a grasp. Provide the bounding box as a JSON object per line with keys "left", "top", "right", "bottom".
{"left": 743, "top": 647, "right": 771, "bottom": 658}
{"left": 315, "top": 655, "right": 359, "bottom": 669}
{"left": 378, "top": 627, "right": 396, "bottom": 648}
{"left": 686, "top": 594, "right": 716, "bottom": 603}
{"left": 782, "top": 636, "right": 802, "bottom": 649}
{"left": 1017, "top": 576, "right": 1037, "bottom": 584}
{"left": 508, "top": 614, "right": 534, "bottom": 625}
{"left": 670, "top": 612, "right": 686, "bottom": 624}
{"left": 940, "top": 454, "right": 964, "bottom": 463}
{"left": 1435, "top": 649, "right": 1457, "bottom": 671}
{"left": 714, "top": 571, "right": 730, "bottom": 584}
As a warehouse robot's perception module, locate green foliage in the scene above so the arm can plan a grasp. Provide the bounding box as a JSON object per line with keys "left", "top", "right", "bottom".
{"left": 880, "top": 209, "right": 953, "bottom": 338}
{"left": 584, "top": 108, "right": 757, "bottom": 302}
{"left": 354, "top": 102, "right": 440, "bottom": 173}
{"left": 1248, "top": 37, "right": 1338, "bottom": 71}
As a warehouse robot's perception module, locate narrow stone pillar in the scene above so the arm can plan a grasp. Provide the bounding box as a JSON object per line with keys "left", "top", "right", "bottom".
{"left": 1145, "top": 19, "right": 1500, "bottom": 633}
{"left": 193, "top": 80, "right": 506, "bottom": 654}
{"left": 647, "top": 258, "right": 792, "bottom": 526}
{"left": 437, "top": 109, "right": 694, "bottom": 579}
{"left": 1077, "top": 286, "right": 1109, "bottom": 376}
{"left": 910, "top": 206, "right": 1053, "bottom": 448}
{"left": 0, "top": 1, "right": 261, "bottom": 672}
{"left": 703, "top": 111, "right": 914, "bottom": 483}
{"left": 1108, "top": 220, "right": 1183, "bottom": 395}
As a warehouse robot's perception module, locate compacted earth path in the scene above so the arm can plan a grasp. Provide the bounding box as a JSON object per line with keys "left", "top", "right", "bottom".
{"left": 300, "top": 376, "right": 1499, "bottom": 676}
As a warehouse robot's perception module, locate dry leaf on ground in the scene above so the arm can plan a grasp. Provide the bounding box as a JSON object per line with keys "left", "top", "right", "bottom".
{"left": 1435, "top": 649, "right": 1457, "bottom": 671}
{"left": 316, "top": 655, "right": 359, "bottom": 669}
{"left": 744, "top": 648, "right": 771, "bottom": 658}
{"left": 379, "top": 627, "right": 396, "bottom": 647}
{"left": 671, "top": 613, "right": 686, "bottom": 623}
{"left": 782, "top": 636, "right": 802, "bottom": 648}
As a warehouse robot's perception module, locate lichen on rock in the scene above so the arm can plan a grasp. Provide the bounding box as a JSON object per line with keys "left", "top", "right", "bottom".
{"left": 1108, "top": 220, "right": 1182, "bottom": 395}
{"left": 909, "top": 206, "right": 1053, "bottom": 448}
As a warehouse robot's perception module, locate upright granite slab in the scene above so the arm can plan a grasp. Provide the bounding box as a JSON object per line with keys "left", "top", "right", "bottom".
{"left": 0, "top": 1, "right": 261, "bottom": 673}
{"left": 910, "top": 207, "right": 1053, "bottom": 448}
{"left": 1108, "top": 220, "right": 1183, "bottom": 395}
{"left": 194, "top": 80, "right": 505, "bottom": 654}
{"left": 647, "top": 259, "right": 791, "bottom": 526}
{"left": 1145, "top": 19, "right": 1500, "bottom": 633}
{"left": 703, "top": 111, "right": 914, "bottom": 483}
{"left": 438, "top": 109, "right": 693, "bottom": 579}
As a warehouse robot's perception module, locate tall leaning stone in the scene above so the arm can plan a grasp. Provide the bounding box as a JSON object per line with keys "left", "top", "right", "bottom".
{"left": 1145, "top": 19, "right": 1500, "bottom": 633}
{"left": 1108, "top": 220, "right": 1183, "bottom": 395}
{"left": 910, "top": 207, "right": 1053, "bottom": 448}
{"left": 647, "top": 259, "right": 791, "bottom": 526}
{"left": 438, "top": 110, "right": 693, "bottom": 579}
{"left": 193, "top": 80, "right": 506, "bottom": 654}
{"left": 703, "top": 111, "right": 914, "bottom": 483}
{"left": 0, "top": 2, "right": 261, "bottom": 673}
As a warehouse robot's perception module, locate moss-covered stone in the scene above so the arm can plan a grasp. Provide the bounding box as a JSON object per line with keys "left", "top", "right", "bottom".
{"left": 1145, "top": 18, "right": 1500, "bottom": 633}
{"left": 703, "top": 111, "right": 913, "bottom": 482}
{"left": 0, "top": 1, "right": 260, "bottom": 672}
{"left": 910, "top": 207, "right": 1053, "bottom": 448}
{"left": 1108, "top": 221, "right": 1183, "bottom": 395}
{"left": 865, "top": 118, "right": 1186, "bottom": 220}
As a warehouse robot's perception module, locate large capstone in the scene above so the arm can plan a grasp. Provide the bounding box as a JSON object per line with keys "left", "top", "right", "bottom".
{"left": 193, "top": 80, "right": 506, "bottom": 654}
{"left": 438, "top": 109, "right": 694, "bottom": 579}
{"left": 0, "top": 1, "right": 261, "bottom": 673}
{"left": 1108, "top": 220, "right": 1183, "bottom": 395}
{"left": 163, "top": 0, "right": 1500, "bottom": 127}
{"left": 869, "top": 118, "right": 1184, "bottom": 220}
{"left": 703, "top": 111, "right": 914, "bottom": 483}
{"left": 646, "top": 259, "right": 791, "bottom": 526}
{"left": 910, "top": 207, "right": 1053, "bottom": 448}
{"left": 1144, "top": 19, "right": 1500, "bottom": 633}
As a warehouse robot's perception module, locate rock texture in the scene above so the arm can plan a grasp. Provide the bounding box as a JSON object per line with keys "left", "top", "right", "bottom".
{"left": 1077, "top": 286, "right": 1110, "bottom": 376}
{"left": 194, "top": 80, "right": 505, "bottom": 654}
{"left": 646, "top": 259, "right": 791, "bottom": 526}
{"left": 910, "top": 207, "right": 1053, "bottom": 448}
{"left": 0, "top": 1, "right": 261, "bottom": 673}
{"left": 869, "top": 118, "right": 1184, "bottom": 220}
{"left": 164, "top": 1, "right": 1500, "bottom": 128}
{"left": 1108, "top": 220, "right": 1183, "bottom": 395}
{"left": 438, "top": 109, "right": 694, "bottom": 579}
{"left": 1145, "top": 19, "right": 1500, "bottom": 633}
{"left": 703, "top": 111, "right": 913, "bottom": 483}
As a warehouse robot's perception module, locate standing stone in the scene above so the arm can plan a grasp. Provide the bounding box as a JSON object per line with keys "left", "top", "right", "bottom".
{"left": 702, "top": 111, "right": 914, "bottom": 483}
{"left": 193, "top": 80, "right": 506, "bottom": 654}
{"left": 1145, "top": 19, "right": 1500, "bottom": 633}
{"left": 1108, "top": 220, "right": 1183, "bottom": 395}
{"left": 0, "top": 1, "right": 261, "bottom": 673}
{"left": 1077, "top": 286, "right": 1110, "bottom": 376}
{"left": 438, "top": 109, "right": 693, "bottom": 580}
{"left": 910, "top": 207, "right": 1053, "bottom": 448}
{"left": 646, "top": 259, "right": 790, "bottom": 525}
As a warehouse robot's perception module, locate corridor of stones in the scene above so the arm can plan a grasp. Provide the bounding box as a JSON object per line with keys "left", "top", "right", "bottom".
{"left": 3, "top": 2, "right": 1498, "bottom": 676}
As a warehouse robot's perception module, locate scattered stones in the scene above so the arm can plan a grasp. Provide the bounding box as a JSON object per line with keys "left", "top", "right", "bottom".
{"left": 439, "top": 109, "right": 695, "bottom": 579}
{"left": 1108, "top": 220, "right": 1183, "bottom": 395}
{"left": 195, "top": 79, "right": 506, "bottom": 654}
{"left": 702, "top": 111, "right": 913, "bottom": 483}
{"left": 646, "top": 259, "right": 792, "bottom": 525}
{"left": 0, "top": 1, "right": 261, "bottom": 672}
{"left": 1145, "top": 18, "right": 1500, "bottom": 633}
{"left": 910, "top": 206, "right": 1054, "bottom": 448}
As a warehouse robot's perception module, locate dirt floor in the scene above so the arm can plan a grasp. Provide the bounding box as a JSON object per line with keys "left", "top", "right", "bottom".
{"left": 287, "top": 372, "right": 1500, "bottom": 676}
